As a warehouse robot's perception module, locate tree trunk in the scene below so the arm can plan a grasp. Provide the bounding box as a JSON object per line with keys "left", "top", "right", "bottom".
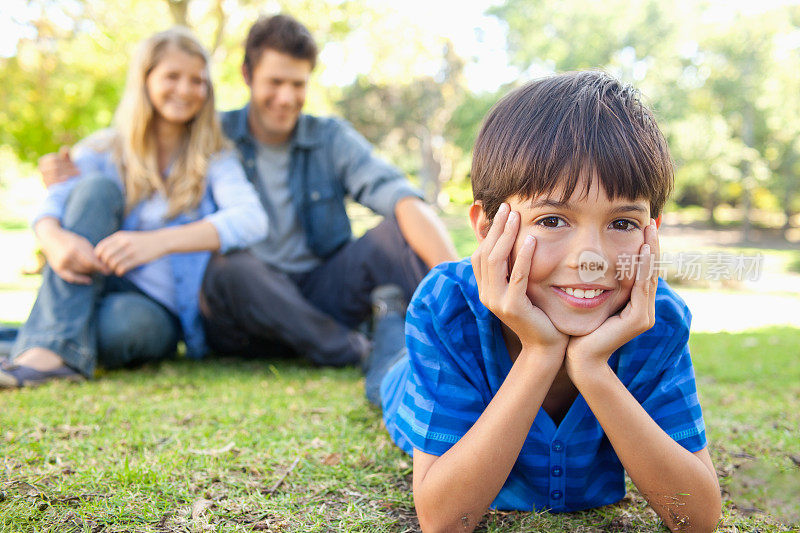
{"left": 210, "top": 0, "right": 225, "bottom": 54}
{"left": 741, "top": 105, "right": 755, "bottom": 242}
{"left": 706, "top": 184, "right": 719, "bottom": 227}
{"left": 166, "top": 0, "right": 190, "bottom": 25}
{"left": 780, "top": 150, "right": 797, "bottom": 236}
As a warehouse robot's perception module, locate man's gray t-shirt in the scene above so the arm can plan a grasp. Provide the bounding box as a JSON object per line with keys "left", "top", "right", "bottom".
{"left": 249, "top": 141, "right": 320, "bottom": 273}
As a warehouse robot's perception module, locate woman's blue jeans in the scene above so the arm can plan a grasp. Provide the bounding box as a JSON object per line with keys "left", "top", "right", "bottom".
{"left": 11, "top": 175, "right": 180, "bottom": 377}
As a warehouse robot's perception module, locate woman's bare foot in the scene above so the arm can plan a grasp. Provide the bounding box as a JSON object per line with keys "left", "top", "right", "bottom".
{"left": 12, "top": 347, "right": 65, "bottom": 371}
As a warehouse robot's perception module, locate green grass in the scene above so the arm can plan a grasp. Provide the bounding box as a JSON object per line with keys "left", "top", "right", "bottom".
{"left": 2, "top": 327, "right": 799, "bottom": 532}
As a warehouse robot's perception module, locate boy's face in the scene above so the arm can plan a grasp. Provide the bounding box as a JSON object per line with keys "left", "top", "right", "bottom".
{"left": 477, "top": 175, "right": 652, "bottom": 336}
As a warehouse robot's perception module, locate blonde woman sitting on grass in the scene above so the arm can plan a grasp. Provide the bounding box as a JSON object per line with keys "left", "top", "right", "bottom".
{"left": 0, "top": 27, "right": 267, "bottom": 388}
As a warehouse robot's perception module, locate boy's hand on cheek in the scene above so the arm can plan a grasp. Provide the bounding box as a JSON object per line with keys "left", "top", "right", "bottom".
{"left": 472, "top": 203, "right": 568, "bottom": 361}
{"left": 566, "top": 221, "right": 660, "bottom": 379}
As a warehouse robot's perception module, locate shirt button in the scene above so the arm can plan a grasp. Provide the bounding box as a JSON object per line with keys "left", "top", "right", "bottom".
{"left": 551, "top": 490, "right": 563, "bottom": 500}
{"left": 551, "top": 466, "right": 563, "bottom": 477}
{"left": 552, "top": 440, "right": 564, "bottom": 452}
{"left": 310, "top": 191, "right": 321, "bottom": 201}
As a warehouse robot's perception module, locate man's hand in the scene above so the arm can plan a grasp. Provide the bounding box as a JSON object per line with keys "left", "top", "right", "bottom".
{"left": 95, "top": 231, "right": 168, "bottom": 276}
{"left": 471, "top": 203, "right": 568, "bottom": 355}
{"left": 566, "top": 220, "right": 660, "bottom": 377}
{"left": 39, "top": 226, "right": 109, "bottom": 285}
{"left": 39, "top": 146, "right": 79, "bottom": 188}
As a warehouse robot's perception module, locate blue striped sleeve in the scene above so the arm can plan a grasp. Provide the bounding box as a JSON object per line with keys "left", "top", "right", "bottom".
{"left": 639, "top": 287, "right": 707, "bottom": 453}
{"left": 387, "top": 266, "right": 487, "bottom": 457}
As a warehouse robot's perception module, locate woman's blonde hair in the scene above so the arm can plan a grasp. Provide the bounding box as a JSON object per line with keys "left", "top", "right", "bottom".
{"left": 110, "top": 26, "right": 226, "bottom": 218}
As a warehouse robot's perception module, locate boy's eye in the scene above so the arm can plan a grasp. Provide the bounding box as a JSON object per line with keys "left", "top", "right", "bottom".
{"left": 537, "top": 216, "right": 566, "bottom": 228}
{"left": 610, "top": 219, "right": 639, "bottom": 231}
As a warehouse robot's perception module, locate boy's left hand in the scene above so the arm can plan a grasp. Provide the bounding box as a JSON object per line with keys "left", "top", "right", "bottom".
{"left": 565, "top": 220, "right": 660, "bottom": 379}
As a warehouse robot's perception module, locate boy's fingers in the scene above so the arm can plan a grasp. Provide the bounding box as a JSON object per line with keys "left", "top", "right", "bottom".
{"left": 483, "top": 203, "right": 509, "bottom": 253}
{"left": 631, "top": 243, "right": 652, "bottom": 325}
{"left": 508, "top": 234, "right": 535, "bottom": 296}
{"left": 646, "top": 223, "right": 658, "bottom": 321}
{"left": 478, "top": 204, "right": 509, "bottom": 290}
{"left": 487, "top": 210, "right": 518, "bottom": 288}
{"left": 647, "top": 220, "right": 660, "bottom": 292}
{"left": 648, "top": 218, "right": 660, "bottom": 259}
{"left": 477, "top": 204, "right": 509, "bottom": 289}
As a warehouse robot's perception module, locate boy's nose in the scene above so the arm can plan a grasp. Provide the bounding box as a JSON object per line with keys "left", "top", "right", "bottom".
{"left": 565, "top": 229, "right": 605, "bottom": 270}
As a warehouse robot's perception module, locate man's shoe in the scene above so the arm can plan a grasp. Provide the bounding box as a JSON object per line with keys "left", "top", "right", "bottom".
{"left": 362, "top": 284, "right": 408, "bottom": 384}
{"left": 0, "top": 363, "right": 84, "bottom": 389}
{"left": 370, "top": 284, "right": 406, "bottom": 320}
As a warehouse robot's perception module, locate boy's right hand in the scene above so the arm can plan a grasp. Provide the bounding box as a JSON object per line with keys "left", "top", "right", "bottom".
{"left": 471, "top": 203, "right": 568, "bottom": 357}
{"left": 39, "top": 146, "right": 79, "bottom": 188}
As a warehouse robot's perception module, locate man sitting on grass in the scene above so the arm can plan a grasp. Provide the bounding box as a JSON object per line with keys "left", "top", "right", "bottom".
{"left": 369, "top": 71, "right": 722, "bottom": 532}
{"left": 35, "top": 14, "right": 458, "bottom": 370}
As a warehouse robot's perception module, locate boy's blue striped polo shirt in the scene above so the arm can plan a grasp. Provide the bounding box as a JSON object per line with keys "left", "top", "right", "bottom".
{"left": 380, "top": 259, "right": 707, "bottom": 512}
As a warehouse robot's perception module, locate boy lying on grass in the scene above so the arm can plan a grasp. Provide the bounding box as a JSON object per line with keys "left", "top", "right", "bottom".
{"left": 375, "top": 72, "right": 722, "bottom": 531}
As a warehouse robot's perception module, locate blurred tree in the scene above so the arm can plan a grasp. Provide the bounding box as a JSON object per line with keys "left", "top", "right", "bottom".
{"left": 699, "top": 14, "right": 773, "bottom": 239}
{"left": 697, "top": 7, "right": 800, "bottom": 238}
{"left": 337, "top": 42, "right": 467, "bottom": 206}
{"left": 489, "top": 0, "right": 681, "bottom": 75}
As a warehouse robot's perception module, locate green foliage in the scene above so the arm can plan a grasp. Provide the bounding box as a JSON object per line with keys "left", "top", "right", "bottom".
{"left": 489, "top": 0, "right": 679, "bottom": 74}
{"left": 0, "top": 30, "right": 126, "bottom": 161}
{"left": 447, "top": 90, "right": 501, "bottom": 156}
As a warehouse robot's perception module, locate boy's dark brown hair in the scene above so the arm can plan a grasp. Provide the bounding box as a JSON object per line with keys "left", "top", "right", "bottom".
{"left": 243, "top": 14, "right": 318, "bottom": 76}
{"left": 471, "top": 71, "right": 673, "bottom": 222}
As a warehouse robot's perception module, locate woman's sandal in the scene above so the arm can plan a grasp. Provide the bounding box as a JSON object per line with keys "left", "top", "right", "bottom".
{"left": 0, "top": 362, "right": 84, "bottom": 388}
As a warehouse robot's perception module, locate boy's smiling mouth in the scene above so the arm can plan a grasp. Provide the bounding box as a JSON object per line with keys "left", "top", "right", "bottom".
{"left": 563, "top": 287, "right": 605, "bottom": 298}
{"left": 552, "top": 285, "right": 614, "bottom": 309}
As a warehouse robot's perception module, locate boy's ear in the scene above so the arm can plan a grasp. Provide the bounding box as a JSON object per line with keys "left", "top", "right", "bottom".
{"left": 469, "top": 202, "right": 489, "bottom": 242}
{"left": 655, "top": 215, "right": 662, "bottom": 229}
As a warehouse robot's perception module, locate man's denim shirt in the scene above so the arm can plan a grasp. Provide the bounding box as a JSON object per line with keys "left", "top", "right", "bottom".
{"left": 220, "top": 106, "right": 422, "bottom": 259}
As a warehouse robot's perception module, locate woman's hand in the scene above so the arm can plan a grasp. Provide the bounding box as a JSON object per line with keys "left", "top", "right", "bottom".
{"left": 35, "top": 218, "right": 108, "bottom": 284}
{"left": 471, "top": 203, "right": 568, "bottom": 357}
{"left": 566, "top": 220, "right": 660, "bottom": 378}
{"left": 95, "top": 231, "right": 168, "bottom": 276}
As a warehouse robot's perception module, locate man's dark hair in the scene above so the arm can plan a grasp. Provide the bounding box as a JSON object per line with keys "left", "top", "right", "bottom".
{"left": 471, "top": 71, "right": 674, "bottom": 222}
{"left": 243, "top": 14, "right": 318, "bottom": 76}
